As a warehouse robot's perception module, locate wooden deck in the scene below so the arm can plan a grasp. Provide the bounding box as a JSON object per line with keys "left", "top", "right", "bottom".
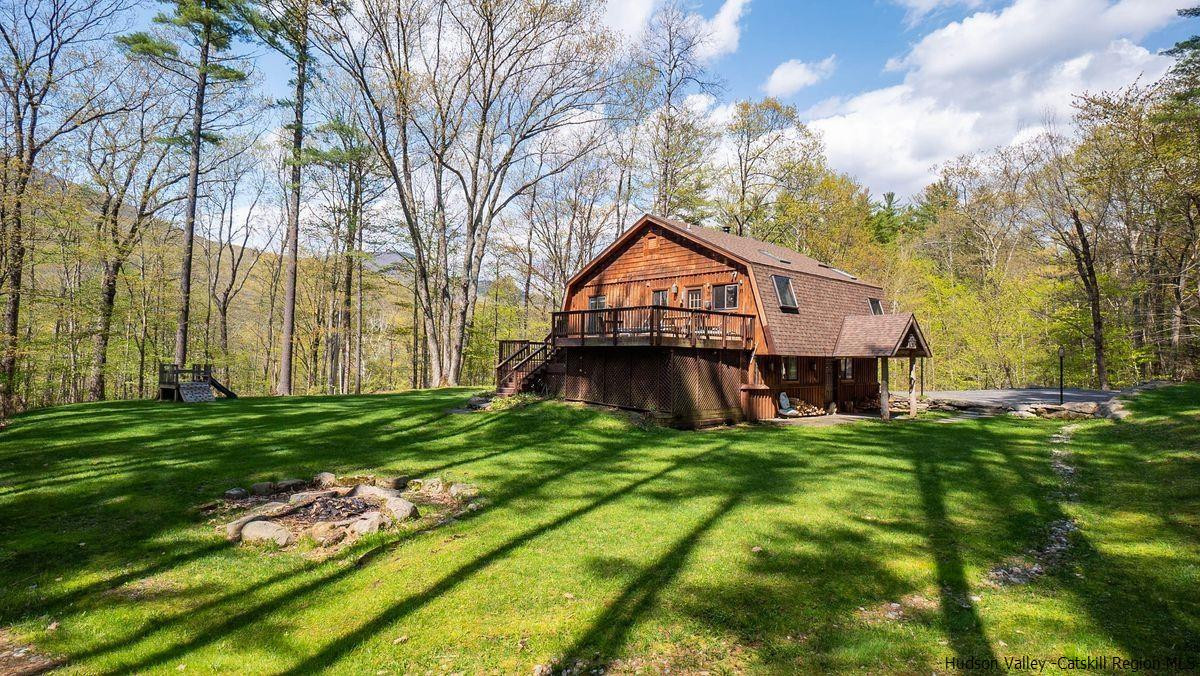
{"left": 550, "top": 305, "right": 755, "bottom": 350}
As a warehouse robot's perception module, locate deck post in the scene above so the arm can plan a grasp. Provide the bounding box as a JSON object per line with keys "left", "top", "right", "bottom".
{"left": 880, "top": 358, "right": 890, "bottom": 420}
{"left": 908, "top": 355, "right": 917, "bottom": 417}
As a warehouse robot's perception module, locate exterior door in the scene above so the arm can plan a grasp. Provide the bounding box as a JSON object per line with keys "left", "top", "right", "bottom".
{"left": 586, "top": 295, "right": 606, "bottom": 334}
{"left": 824, "top": 358, "right": 835, "bottom": 407}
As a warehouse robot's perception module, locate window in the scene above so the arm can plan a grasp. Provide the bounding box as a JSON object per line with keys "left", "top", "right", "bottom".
{"left": 783, "top": 356, "right": 799, "bottom": 381}
{"left": 868, "top": 298, "right": 884, "bottom": 315}
{"left": 772, "top": 275, "right": 798, "bottom": 310}
{"left": 839, "top": 358, "right": 853, "bottom": 381}
{"left": 651, "top": 289, "right": 668, "bottom": 306}
{"left": 586, "top": 295, "right": 606, "bottom": 333}
{"left": 686, "top": 288, "right": 703, "bottom": 309}
{"left": 805, "top": 358, "right": 820, "bottom": 385}
{"left": 712, "top": 284, "right": 738, "bottom": 310}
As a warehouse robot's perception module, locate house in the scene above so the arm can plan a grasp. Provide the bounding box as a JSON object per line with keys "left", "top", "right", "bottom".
{"left": 496, "top": 213, "right": 931, "bottom": 426}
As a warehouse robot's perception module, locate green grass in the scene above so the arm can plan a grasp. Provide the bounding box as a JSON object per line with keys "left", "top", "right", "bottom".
{"left": 0, "top": 385, "right": 1197, "bottom": 673}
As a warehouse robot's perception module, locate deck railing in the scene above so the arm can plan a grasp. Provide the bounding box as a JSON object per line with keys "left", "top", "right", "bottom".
{"left": 496, "top": 334, "right": 553, "bottom": 390}
{"left": 551, "top": 305, "right": 755, "bottom": 350}
{"left": 158, "top": 363, "right": 213, "bottom": 386}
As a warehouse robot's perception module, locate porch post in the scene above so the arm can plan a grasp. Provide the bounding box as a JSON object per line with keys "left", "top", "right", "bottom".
{"left": 880, "top": 357, "right": 890, "bottom": 420}
{"left": 908, "top": 355, "right": 917, "bottom": 417}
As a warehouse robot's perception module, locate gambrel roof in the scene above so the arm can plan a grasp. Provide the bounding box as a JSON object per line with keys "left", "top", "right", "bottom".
{"left": 564, "top": 214, "right": 931, "bottom": 357}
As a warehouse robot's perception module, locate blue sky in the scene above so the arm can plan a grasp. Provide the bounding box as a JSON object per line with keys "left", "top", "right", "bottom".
{"left": 140, "top": 0, "right": 1197, "bottom": 198}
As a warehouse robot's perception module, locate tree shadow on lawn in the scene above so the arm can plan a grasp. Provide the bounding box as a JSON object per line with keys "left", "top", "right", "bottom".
{"left": 0, "top": 390, "right": 608, "bottom": 622}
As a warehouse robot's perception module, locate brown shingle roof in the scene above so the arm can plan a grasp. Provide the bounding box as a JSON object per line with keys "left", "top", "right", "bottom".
{"left": 751, "top": 263, "right": 884, "bottom": 355}
{"left": 834, "top": 313, "right": 932, "bottom": 357}
{"left": 650, "top": 215, "right": 882, "bottom": 287}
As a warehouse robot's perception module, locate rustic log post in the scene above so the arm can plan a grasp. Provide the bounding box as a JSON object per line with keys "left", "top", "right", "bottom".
{"left": 880, "top": 358, "right": 890, "bottom": 420}
{"left": 908, "top": 355, "right": 917, "bottom": 417}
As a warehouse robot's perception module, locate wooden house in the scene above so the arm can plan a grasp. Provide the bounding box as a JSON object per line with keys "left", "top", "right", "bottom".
{"left": 496, "top": 214, "right": 931, "bottom": 426}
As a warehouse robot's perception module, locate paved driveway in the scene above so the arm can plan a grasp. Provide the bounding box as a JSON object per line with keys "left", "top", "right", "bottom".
{"left": 926, "top": 387, "right": 1114, "bottom": 406}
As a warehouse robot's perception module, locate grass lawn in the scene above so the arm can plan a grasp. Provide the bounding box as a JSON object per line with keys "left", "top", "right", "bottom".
{"left": 0, "top": 385, "right": 1197, "bottom": 673}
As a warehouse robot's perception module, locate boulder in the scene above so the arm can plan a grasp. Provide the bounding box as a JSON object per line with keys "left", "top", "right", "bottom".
{"left": 224, "top": 502, "right": 292, "bottom": 540}
{"left": 1062, "top": 401, "right": 1099, "bottom": 415}
{"left": 374, "top": 476, "right": 410, "bottom": 490}
{"left": 288, "top": 489, "right": 339, "bottom": 506}
{"left": 241, "top": 520, "right": 294, "bottom": 547}
{"left": 304, "top": 522, "right": 347, "bottom": 547}
{"left": 348, "top": 484, "right": 402, "bottom": 500}
{"left": 250, "top": 481, "right": 276, "bottom": 496}
{"left": 466, "top": 395, "right": 492, "bottom": 410}
{"left": 1043, "top": 409, "right": 1089, "bottom": 420}
{"left": 448, "top": 482, "right": 479, "bottom": 500}
{"left": 418, "top": 477, "right": 445, "bottom": 494}
{"left": 349, "top": 511, "right": 388, "bottom": 536}
{"left": 380, "top": 496, "right": 419, "bottom": 522}
{"left": 224, "top": 487, "right": 249, "bottom": 500}
{"left": 314, "top": 472, "right": 338, "bottom": 488}
{"left": 1007, "top": 410, "right": 1038, "bottom": 419}
{"left": 276, "top": 478, "right": 307, "bottom": 492}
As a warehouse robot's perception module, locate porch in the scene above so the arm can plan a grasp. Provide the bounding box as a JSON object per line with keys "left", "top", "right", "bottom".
{"left": 550, "top": 305, "right": 755, "bottom": 350}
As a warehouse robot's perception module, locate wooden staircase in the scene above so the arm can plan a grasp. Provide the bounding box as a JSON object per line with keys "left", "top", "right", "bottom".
{"left": 496, "top": 336, "right": 559, "bottom": 396}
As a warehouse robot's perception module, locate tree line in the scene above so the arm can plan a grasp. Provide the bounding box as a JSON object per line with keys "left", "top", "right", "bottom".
{"left": 1, "top": 0, "right": 1196, "bottom": 415}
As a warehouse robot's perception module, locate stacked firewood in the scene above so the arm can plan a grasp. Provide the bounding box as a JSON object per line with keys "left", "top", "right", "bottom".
{"left": 794, "top": 400, "right": 825, "bottom": 416}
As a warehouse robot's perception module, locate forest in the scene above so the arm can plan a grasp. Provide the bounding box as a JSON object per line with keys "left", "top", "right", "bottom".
{"left": 0, "top": 0, "right": 1197, "bottom": 415}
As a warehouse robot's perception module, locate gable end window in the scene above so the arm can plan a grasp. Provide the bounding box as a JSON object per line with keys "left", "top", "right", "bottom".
{"left": 772, "top": 275, "right": 798, "bottom": 310}
{"left": 868, "top": 298, "right": 884, "bottom": 315}
{"left": 712, "top": 284, "right": 739, "bottom": 311}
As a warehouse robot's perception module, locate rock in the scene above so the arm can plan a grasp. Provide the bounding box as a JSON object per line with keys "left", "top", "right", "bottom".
{"left": 314, "top": 472, "right": 338, "bottom": 488}
{"left": 1044, "top": 409, "right": 1089, "bottom": 420}
{"left": 241, "top": 520, "right": 294, "bottom": 547}
{"left": 288, "top": 489, "right": 339, "bottom": 506}
{"left": 466, "top": 395, "right": 493, "bottom": 410}
{"left": 304, "top": 522, "right": 347, "bottom": 547}
{"left": 1062, "top": 401, "right": 1099, "bottom": 415}
{"left": 380, "top": 496, "right": 419, "bottom": 522}
{"left": 1007, "top": 410, "right": 1037, "bottom": 419}
{"left": 250, "top": 481, "right": 276, "bottom": 496}
{"left": 224, "top": 502, "right": 292, "bottom": 540}
{"left": 349, "top": 511, "right": 388, "bottom": 536}
{"left": 276, "top": 478, "right": 307, "bottom": 492}
{"left": 47, "top": 621, "right": 59, "bottom": 632}
{"left": 533, "top": 665, "right": 553, "bottom": 676}
{"left": 374, "top": 476, "right": 410, "bottom": 490}
{"left": 466, "top": 499, "right": 486, "bottom": 512}
{"left": 420, "top": 477, "right": 445, "bottom": 493}
{"left": 750, "top": 545, "right": 764, "bottom": 554}
{"left": 448, "top": 482, "right": 479, "bottom": 499}
{"left": 348, "top": 484, "right": 402, "bottom": 500}
{"left": 224, "top": 487, "right": 249, "bottom": 500}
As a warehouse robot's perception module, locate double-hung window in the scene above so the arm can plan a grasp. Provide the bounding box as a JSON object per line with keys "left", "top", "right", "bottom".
{"left": 783, "top": 356, "right": 799, "bottom": 381}
{"left": 839, "top": 358, "right": 854, "bottom": 381}
{"left": 651, "top": 289, "right": 669, "bottom": 306}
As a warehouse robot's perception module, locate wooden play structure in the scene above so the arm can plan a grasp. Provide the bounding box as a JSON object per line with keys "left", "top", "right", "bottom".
{"left": 157, "top": 363, "right": 238, "bottom": 402}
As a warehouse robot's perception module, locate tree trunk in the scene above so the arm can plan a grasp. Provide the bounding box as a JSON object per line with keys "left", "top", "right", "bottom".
{"left": 276, "top": 22, "right": 308, "bottom": 396}
{"left": 87, "top": 263, "right": 121, "bottom": 401}
{"left": 173, "top": 32, "right": 211, "bottom": 368}
{"left": 1070, "top": 209, "right": 1108, "bottom": 390}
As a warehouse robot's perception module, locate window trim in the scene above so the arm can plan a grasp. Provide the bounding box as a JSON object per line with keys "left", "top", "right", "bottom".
{"left": 712, "top": 283, "right": 739, "bottom": 311}
{"left": 839, "top": 358, "right": 854, "bottom": 381}
{"left": 772, "top": 275, "right": 798, "bottom": 310}
{"left": 783, "top": 356, "right": 799, "bottom": 382}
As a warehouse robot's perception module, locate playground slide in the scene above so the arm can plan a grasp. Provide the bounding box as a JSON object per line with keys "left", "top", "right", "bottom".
{"left": 208, "top": 377, "right": 239, "bottom": 399}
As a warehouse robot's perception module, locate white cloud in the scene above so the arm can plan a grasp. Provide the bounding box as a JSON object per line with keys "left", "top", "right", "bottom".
{"left": 808, "top": 0, "right": 1177, "bottom": 197}
{"left": 696, "top": 0, "right": 751, "bottom": 61}
{"left": 763, "top": 56, "right": 837, "bottom": 97}
{"left": 891, "top": 0, "right": 983, "bottom": 24}
{"left": 604, "top": 0, "right": 659, "bottom": 40}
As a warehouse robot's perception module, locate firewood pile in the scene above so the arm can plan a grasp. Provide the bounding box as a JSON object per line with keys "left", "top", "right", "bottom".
{"left": 793, "top": 400, "right": 825, "bottom": 416}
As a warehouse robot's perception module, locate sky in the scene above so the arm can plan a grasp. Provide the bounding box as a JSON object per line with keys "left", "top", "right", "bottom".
{"left": 185, "top": 0, "right": 1197, "bottom": 201}
{"left": 605, "top": 0, "right": 1196, "bottom": 198}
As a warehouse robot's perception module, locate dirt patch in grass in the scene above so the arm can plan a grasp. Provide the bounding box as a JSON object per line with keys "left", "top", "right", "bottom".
{"left": 0, "top": 628, "right": 62, "bottom": 675}
{"left": 856, "top": 593, "right": 940, "bottom": 625}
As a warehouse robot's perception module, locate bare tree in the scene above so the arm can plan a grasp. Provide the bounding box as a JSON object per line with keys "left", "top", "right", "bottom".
{"left": 82, "top": 62, "right": 189, "bottom": 400}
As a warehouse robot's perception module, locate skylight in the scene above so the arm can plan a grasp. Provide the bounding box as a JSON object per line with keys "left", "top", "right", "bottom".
{"left": 772, "top": 275, "right": 798, "bottom": 310}
{"left": 758, "top": 248, "right": 791, "bottom": 265}
{"left": 818, "top": 263, "right": 857, "bottom": 280}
